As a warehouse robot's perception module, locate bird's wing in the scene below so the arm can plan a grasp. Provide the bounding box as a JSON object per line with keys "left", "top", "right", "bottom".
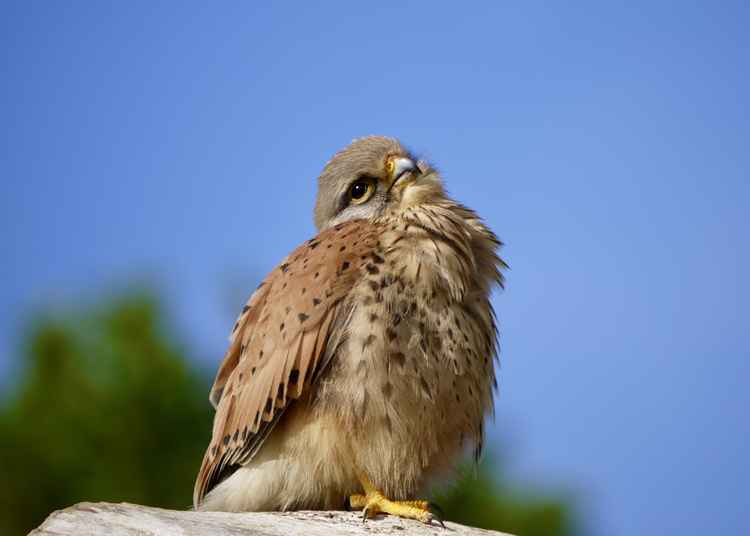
{"left": 193, "top": 220, "right": 379, "bottom": 506}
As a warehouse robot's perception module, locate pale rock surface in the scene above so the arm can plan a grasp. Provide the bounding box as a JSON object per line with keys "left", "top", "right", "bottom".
{"left": 30, "top": 502, "right": 514, "bottom": 536}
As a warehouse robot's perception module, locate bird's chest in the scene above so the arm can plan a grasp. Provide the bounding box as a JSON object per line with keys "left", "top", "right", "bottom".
{"left": 316, "top": 225, "right": 491, "bottom": 455}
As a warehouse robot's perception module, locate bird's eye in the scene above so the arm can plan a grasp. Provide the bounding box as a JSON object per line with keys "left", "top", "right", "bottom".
{"left": 349, "top": 178, "right": 374, "bottom": 205}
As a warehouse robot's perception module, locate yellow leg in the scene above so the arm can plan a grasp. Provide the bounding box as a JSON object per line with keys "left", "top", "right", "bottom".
{"left": 347, "top": 473, "right": 444, "bottom": 526}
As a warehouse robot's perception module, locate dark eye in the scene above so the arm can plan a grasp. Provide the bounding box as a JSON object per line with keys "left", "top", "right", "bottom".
{"left": 350, "top": 181, "right": 368, "bottom": 199}
{"left": 348, "top": 179, "right": 374, "bottom": 204}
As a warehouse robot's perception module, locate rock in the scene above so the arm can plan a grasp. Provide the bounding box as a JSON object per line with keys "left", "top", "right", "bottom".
{"left": 29, "top": 502, "right": 513, "bottom": 536}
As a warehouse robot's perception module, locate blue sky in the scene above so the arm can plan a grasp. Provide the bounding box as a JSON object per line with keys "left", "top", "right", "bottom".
{"left": 2, "top": 2, "right": 748, "bottom": 534}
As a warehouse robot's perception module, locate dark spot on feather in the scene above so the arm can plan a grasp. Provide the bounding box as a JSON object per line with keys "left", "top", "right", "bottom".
{"left": 257, "top": 282, "right": 265, "bottom": 289}
{"left": 279, "top": 322, "right": 285, "bottom": 331}
{"left": 233, "top": 429, "right": 239, "bottom": 442}
{"left": 301, "top": 287, "right": 306, "bottom": 294}
{"left": 308, "top": 240, "right": 319, "bottom": 249}
{"left": 381, "top": 382, "right": 393, "bottom": 399}
{"left": 251, "top": 367, "right": 256, "bottom": 375}
{"left": 280, "top": 263, "right": 289, "bottom": 272}
{"left": 211, "top": 445, "right": 217, "bottom": 456}
{"left": 372, "top": 253, "right": 385, "bottom": 264}
{"left": 368, "top": 280, "right": 379, "bottom": 292}
{"left": 298, "top": 312, "right": 309, "bottom": 323}
{"left": 285, "top": 306, "right": 291, "bottom": 314}
{"left": 339, "top": 245, "right": 346, "bottom": 252}
{"left": 289, "top": 369, "right": 300, "bottom": 384}
{"left": 341, "top": 261, "right": 350, "bottom": 271}
{"left": 254, "top": 411, "right": 260, "bottom": 425}
{"left": 223, "top": 435, "right": 230, "bottom": 446}
{"left": 362, "top": 334, "right": 376, "bottom": 349}
{"left": 242, "top": 305, "right": 249, "bottom": 314}
{"left": 314, "top": 272, "right": 319, "bottom": 278}
{"left": 386, "top": 327, "right": 397, "bottom": 341}
{"left": 265, "top": 398, "right": 273, "bottom": 413}
{"left": 420, "top": 376, "right": 432, "bottom": 398}
{"left": 277, "top": 383, "right": 285, "bottom": 399}
{"left": 392, "top": 314, "right": 402, "bottom": 326}
{"left": 232, "top": 322, "right": 239, "bottom": 333}
{"left": 366, "top": 264, "right": 379, "bottom": 274}
{"left": 369, "top": 313, "right": 378, "bottom": 322}
{"left": 313, "top": 297, "right": 321, "bottom": 306}
{"left": 390, "top": 352, "right": 406, "bottom": 367}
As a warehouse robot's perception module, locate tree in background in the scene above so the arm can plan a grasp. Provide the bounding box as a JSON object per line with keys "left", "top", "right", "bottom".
{"left": 0, "top": 292, "right": 578, "bottom": 535}
{"left": 0, "top": 292, "right": 213, "bottom": 535}
{"left": 433, "top": 460, "right": 577, "bottom": 536}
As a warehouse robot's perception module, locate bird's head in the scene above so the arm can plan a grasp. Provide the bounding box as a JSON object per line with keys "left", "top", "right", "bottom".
{"left": 313, "top": 136, "right": 446, "bottom": 230}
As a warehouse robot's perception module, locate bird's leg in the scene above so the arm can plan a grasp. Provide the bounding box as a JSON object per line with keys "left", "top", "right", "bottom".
{"left": 348, "top": 472, "right": 444, "bottom": 526}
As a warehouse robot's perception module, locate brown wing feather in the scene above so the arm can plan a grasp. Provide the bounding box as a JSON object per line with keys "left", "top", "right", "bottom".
{"left": 193, "top": 220, "right": 379, "bottom": 507}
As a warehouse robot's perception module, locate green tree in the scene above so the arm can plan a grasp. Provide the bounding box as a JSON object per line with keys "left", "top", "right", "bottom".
{"left": 0, "top": 292, "right": 213, "bottom": 535}
{"left": 0, "top": 291, "right": 579, "bottom": 535}
{"left": 434, "top": 459, "right": 579, "bottom": 536}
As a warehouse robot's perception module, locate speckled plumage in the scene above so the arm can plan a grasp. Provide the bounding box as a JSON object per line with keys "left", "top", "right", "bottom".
{"left": 194, "top": 136, "right": 506, "bottom": 514}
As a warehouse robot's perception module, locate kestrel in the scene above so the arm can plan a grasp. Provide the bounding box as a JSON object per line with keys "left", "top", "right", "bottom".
{"left": 194, "top": 136, "right": 506, "bottom": 524}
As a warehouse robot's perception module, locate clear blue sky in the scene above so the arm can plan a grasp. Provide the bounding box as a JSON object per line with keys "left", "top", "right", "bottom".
{"left": 2, "top": 2, "right": 748, "bottom": 534}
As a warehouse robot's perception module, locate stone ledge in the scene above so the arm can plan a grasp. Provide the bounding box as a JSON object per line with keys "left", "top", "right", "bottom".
{"left": 29, "top": 501, "right": 514, "bottom": 536}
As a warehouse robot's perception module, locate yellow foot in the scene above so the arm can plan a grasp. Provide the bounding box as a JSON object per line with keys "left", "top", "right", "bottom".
{"left": 348, "top": 491, "right": 445, "bottom": 527}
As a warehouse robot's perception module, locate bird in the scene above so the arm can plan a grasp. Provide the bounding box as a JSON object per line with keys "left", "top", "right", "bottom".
{"left": 193, "top": 136, "right": 506, "bottom": 524}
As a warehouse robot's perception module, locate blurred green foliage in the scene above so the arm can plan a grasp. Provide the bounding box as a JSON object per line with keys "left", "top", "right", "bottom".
{"left": 0, "top": 292, "right": 578, "bottom": 535}
{"left": 433, "top": 461, "right": 577, "bottom": 536}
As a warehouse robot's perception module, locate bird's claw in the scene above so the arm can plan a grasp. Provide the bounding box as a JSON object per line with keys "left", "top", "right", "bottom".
{"left": 354, "top": 494, "right": 445, "bottom": 528}
{"left": 425, "top": 502, "right": 446, "bottom": 528}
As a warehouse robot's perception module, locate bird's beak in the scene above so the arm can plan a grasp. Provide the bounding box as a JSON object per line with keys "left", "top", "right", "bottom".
{"left": 386, "top": 156, "right": 419, "bottom": 191}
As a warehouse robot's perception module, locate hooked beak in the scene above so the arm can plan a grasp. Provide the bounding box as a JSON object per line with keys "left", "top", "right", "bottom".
{"left": 386, "top": 156, "right": 419, "bottom": 191}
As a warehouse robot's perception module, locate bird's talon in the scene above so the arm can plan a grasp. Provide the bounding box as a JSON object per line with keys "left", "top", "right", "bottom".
{"left": 427, "top": 502, "right": 446, "bottom": 528}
